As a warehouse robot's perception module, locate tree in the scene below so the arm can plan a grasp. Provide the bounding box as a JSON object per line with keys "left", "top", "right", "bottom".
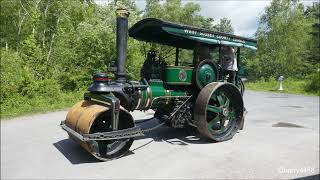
{"left": 304, "top": 2, "right": 320, "bottom": 66}
{"left": 144, "top": 0, "right": 219, "bottom": 29}
{"left": 142, "top": 0, "right": 231, "bottom": 64}
{"left": 247, "top": 0, "right": 313, "bottom": 79}
{"left": 216, "top": 17, "right": 234, "bottom": 34}
{"left": 0, "top": 0, "right": 237, "bottom": 116}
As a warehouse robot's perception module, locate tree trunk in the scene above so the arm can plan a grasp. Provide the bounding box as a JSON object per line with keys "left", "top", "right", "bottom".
{"left": 17, "top": 9, "right": 26, "bottom": 54}
{"left": 42, "top": 2, "right": 49, "bottom": 48}
{"left": 46, "top": 17, "right": 60, "bottom": 69}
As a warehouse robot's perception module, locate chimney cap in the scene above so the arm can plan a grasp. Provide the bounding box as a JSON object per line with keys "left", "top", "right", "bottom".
{"left": 116, "top": 1, "right": 130, "bottom": 17}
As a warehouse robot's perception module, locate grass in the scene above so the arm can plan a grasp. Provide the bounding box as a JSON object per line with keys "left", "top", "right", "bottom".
{"left": 245, "top": 78, "right": 319, "bottom": 96}
{"left": 1, "top": 90, "right": 85, "bottom": 120}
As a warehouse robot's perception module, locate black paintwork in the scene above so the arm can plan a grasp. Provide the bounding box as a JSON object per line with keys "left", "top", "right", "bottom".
{"left": 116, "top": 16, "right": 129, "bottom": 83}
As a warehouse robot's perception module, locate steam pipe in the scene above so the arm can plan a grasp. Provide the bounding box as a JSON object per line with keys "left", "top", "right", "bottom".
{"left": 115, "top": 6, "right": 130, "bottom": 83}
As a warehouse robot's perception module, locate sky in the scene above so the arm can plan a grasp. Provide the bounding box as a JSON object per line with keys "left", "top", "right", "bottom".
{"left": 96, "top": 0, "right": 318, "bottom": 37}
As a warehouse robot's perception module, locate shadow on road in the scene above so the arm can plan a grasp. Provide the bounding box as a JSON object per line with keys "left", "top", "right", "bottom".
{"left": 54, "top": 118, "right": 213, "bottom": 164}
{"left": 53, "top": 139, "right": 101, "bottom": 165}
{"left": 134, "top": 118, "right": 213, "bottom": 146}
{"left": 53, "top": 139, "right": 135, "bottom": 165}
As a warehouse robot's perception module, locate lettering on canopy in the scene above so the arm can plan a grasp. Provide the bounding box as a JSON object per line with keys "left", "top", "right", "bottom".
{"left": 184, "top": 29, "right": 245, "bottom": 44}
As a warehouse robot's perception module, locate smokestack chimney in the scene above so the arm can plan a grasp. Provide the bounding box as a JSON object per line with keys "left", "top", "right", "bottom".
{"left": 115, "top": 4, "right": 129, "bottom": 83}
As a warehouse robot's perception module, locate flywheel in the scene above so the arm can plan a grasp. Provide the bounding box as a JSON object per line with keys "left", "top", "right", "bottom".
{"left": 194, "top": 82, "right": 244, "bottom": 141}
{"left": 193, "top": 60, "right": 218, "bottom": 89}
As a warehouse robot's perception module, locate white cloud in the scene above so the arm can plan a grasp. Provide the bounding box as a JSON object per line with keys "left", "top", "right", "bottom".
{"left": 98, "top": 0, "right": 318, "bottom": 37}
{"left": 191, "top": 1, "right": 270, "bottom": 36}
{"left": 187, "top": 0, "right": 318, "bottom": 36}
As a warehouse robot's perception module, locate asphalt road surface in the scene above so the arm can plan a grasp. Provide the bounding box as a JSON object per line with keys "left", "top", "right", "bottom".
{"left": 1, "top": 91, "right": 319, "bottom": 179}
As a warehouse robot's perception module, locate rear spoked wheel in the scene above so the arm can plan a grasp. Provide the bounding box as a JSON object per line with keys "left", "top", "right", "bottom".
{"left": 236, "top": 77, "right": 245, "bottom": 96}
{"left": 194, "top": 82, "right": 244, "bottom": 141}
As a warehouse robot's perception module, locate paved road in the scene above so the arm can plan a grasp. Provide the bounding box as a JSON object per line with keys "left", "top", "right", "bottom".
{"left": 1, "top": 91, "right": 319, "bottom": 179}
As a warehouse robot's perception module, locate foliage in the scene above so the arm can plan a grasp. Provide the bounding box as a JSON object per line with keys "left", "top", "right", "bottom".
{"left": 304, "top": 72, "right": 320, "bottom": 94}
{"left": 0, "top": 0, "right": 235, "bottom": 118}
{"left": 245, "top": 0, "right": 319, "bottom": 83}
{"left": 1, "top": 90, "right": 85, "bottom": 119}
{"left": 0, "top": 49, "right": 26, "bottom": 100}
{"left": 304, "top": 2, "right": 320, "bottom": 66}
{"left": 1, "top": 0, "right": 318, "bottom": 118}
{"left": 216, "top": 18, "right": 234, "bottom": 34}
{"left": 247, "top": 0, "right": 315, "bottom": 80}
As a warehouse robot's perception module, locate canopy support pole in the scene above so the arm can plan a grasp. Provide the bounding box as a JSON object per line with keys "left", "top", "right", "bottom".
{"left": 236, "top": 47, "right": 241, "bottom": 86}
{"left": 219, "top": 46, "right": 224, "bottom": 79}
{"left": 175, "top": 47, "right": 179, "bottom": 66}
{"left": 237, "top": 47, "right": 240, "bottom": 69}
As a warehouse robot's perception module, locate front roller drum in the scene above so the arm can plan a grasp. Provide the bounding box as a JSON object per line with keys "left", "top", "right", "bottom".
{"left": 194, "top": 82, "right": 244, "bottom": 141}
{"left": 65, "top": 100, "right": 134, "bottom": 161}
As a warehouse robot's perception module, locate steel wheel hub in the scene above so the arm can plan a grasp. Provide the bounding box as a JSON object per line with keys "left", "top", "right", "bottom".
{"left": 222, "top": 108, "right": 229, "bottom": 117}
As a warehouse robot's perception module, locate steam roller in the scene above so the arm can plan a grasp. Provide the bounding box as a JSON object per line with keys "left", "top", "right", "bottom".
{"left": 60, "top": 3, "right": 257, "bottom": 161}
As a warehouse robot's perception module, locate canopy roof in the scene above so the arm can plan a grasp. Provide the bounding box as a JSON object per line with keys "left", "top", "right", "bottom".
{"left": 129, "top": 18, "right": 257, "bottom": 50}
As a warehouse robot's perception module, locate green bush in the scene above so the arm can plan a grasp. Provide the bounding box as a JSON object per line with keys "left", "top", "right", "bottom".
{"left": 58, "top": 73, "right": 79, "bottom": 91}
{"left": 1, "top": 90, "right": 85, "bottom": 119}
{"left": 21, "top": 78, "right": 61, "bottom": 98}
{"left": 305, "top": 72, "right": 320, "bottom": 94}
{"left": 58, "top": 73, "right": 91, "bottom": 91}
{"left": 0, "top": 49, "right": 31, "bottom": 99}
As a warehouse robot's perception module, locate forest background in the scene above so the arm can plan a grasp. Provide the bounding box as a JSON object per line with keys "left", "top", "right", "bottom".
{"left": 1, "top": 0, "right": 319, "bottom": 118}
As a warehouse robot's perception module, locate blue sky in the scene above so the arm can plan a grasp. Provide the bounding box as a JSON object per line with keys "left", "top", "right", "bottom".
{"left": 96, "top": 0, "right": 318, "bottom": 36}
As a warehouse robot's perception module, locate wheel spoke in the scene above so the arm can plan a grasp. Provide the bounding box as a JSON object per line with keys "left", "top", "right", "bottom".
{"left": 224, "top": 98, "right": 230, "bottom": 107}
{"left": 207, "top": 105, "right": 221, "bottom": 114}
{"left": 208, "top": 116, "right": 220, "bottom": 129}
{"left": 217, "top": 95, "right": 224, "bottom": 106}
{"left": 220, "top": 118, "right": 226, "bottom": 127}
{"left": 210, "top": 95, "right": 217, "bottom": 101}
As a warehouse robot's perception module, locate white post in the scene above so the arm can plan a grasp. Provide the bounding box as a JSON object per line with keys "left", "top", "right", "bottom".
{"left": 278, "top": 76, "right": 284, "bottom": 91}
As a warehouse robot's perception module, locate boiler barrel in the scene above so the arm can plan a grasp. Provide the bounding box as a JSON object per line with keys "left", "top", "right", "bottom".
{"left": 133, "top": 80, "right": 188, "bottom": 110}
